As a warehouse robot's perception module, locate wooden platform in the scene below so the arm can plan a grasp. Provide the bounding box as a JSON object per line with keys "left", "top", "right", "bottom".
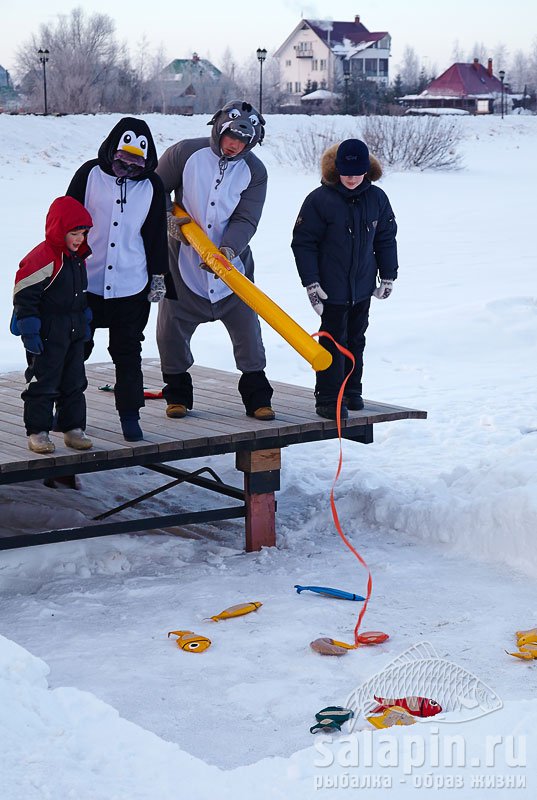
{"left": 0, "top": 360, "right": 426, "bottom": 550}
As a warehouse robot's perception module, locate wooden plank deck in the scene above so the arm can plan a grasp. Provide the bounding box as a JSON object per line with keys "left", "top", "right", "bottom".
{"left": 0, "top": 360, "right": 426, "bottom": 550}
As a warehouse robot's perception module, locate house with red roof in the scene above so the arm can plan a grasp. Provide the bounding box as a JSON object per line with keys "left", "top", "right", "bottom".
{"left": 274, "top": 15, "right": 391, "bottom": 106}
{"left": 401, "top": 58, "right": 507, "bottom": 115}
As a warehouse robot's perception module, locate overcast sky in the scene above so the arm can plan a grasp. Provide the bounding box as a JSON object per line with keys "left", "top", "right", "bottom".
{"left": 1, "top": 0, "right": 535, "bottom": 77}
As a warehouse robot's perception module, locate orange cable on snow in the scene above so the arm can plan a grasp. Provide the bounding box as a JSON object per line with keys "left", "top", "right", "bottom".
{"left": 312, "top": 331, "right": 383, "bottom": 649}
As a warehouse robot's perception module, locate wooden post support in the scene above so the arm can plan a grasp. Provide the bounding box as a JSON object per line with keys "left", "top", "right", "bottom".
{"left": 236, "top": 448, "right": 281, "bottom": 552}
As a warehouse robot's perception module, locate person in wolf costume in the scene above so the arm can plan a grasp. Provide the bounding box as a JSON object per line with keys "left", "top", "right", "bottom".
{"left": 155, "top": 100, "right": 275, "bottom": 421}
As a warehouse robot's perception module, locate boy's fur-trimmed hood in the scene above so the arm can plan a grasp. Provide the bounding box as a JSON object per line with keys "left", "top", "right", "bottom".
{"left": 321, "top": 143, "right": 382, "bottom": 185}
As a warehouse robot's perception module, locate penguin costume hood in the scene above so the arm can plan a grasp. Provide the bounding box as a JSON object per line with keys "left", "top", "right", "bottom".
{"left": 208, "top": 100, "right": 265, "bottom": 159}
{"left": 97, "top": 117, "right": 159, "bottom": 179}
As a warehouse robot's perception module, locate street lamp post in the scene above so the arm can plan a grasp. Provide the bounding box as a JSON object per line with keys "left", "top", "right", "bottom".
{"left": 37, "top": 48, "right": 50, "bottom": 115}
{"left": 256, "top": 47, "right": 267, "bottom": 114}
{"left": 499, "top": 69, "right": 505, "bottom": 119}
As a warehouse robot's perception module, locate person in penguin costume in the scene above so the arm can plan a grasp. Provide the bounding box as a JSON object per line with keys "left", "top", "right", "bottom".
{"left": 155, "top": 100, "right": 275, "bottom": 422}
{"left": 66, "top": 117, "right": 168, "bottom": 441}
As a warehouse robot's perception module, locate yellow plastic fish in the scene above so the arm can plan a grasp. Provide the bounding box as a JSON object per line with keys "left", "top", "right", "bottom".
{"left": 516, "top": 627, "right": 537, "bottom": 647}
{"left": 167, "top": 630, "right": 211, "bottom": 653}
{"left": 207, "top": 602, "right": 262, "bottom": 622}
{"left": 507, "top": 643, "right": 537, "bottom": 660}
{"left": 367, "top": 705, "right": 416, "bottom": 729}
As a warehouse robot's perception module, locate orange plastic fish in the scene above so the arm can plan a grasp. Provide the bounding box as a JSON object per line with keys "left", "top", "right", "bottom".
{"left": 207, "top": 602, "right": 262, "bottom": 622}
{"left": 167, "top": 630, "right": 211, "bottom": 653}
{"left": 516, "top": 627, "right": 537, "bottom": 647}
{"left": 507, "top": 643, "right": 537, "bottom": 660}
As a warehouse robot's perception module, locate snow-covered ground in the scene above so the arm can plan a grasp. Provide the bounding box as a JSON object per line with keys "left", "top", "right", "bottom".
{"left": 1, "top": 112, "right": 536, "bottom": 798}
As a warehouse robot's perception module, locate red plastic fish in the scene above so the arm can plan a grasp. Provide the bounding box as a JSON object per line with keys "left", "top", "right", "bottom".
{"left": 372, "top": 695, "right": 442, "bottom": 718}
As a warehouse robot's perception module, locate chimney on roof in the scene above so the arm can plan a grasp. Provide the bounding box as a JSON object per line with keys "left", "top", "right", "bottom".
{"left": 472, "top": 57, "right": 479, "bottom": 70}
{"left": 355, "top": 15, "right": 360, "bottom": 24}
{"left": 487, "top": 58, "right": 493, "bottom": 77}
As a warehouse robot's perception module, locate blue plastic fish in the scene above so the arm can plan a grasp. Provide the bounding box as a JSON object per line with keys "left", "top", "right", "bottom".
{"left": 294, "top": 585, "right": 365, "bottom": 601}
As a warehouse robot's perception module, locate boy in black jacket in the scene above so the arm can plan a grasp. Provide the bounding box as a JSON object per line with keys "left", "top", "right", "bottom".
{"left": 291, "top": 139, "right": 398, "bottom": 420}
{"left": 12, "top": 196, "right": 94, "bottom": 454}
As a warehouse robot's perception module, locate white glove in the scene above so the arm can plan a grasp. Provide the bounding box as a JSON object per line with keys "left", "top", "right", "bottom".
{"left": 306, "top": 282, "right": 328, "bottom": 316}
{"left": 147, "top": 274, "right": 166, "bottom": 302}
{"left": 167, "top": 212, "right": 191, "bottom": 245}
{"left": 373, "top": 279, "right": 394, "bottom": 300}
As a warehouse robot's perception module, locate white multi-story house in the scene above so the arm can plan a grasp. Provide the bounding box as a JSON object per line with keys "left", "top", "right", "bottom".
{"left": 274, "top": 15, "right": 391, "bottom": 102}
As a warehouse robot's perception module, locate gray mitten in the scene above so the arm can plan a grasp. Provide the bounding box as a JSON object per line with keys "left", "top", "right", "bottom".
{"left": 147, "top": 274, "right": 166, "bottom": 303}
{"left": 373, "top": 279, "right": 394, "bottom": 300}
{"left": 167, "top": 213, "right": 191, "bottom": 245}
{"left": 199, "top": 247, "right": 235, "bottom": 279}
{"left": 306, "top": 282, "right": 328, "bottom": 316}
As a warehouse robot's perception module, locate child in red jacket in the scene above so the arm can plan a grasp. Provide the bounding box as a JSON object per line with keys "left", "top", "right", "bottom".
{"left": 12, "top": 196, "right": 94, "bottom": 454}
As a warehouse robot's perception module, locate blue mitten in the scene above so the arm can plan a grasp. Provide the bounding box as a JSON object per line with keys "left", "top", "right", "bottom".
{"left": 17, "top": 316, "right": 44, "bottom": 354}
{"left": 83, "top": 306, "right": 93, "bottom": 341}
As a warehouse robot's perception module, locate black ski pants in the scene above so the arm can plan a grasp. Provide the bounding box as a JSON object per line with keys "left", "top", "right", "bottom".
{"left": 22, "top": 317, "right": 87, "bottom": 435}
{"left": 315, "top": 298, "right": 371, "bottom": 405}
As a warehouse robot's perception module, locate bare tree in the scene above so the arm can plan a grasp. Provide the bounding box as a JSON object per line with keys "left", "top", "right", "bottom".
{"left": 525, "top": 39, "right": 537, "bottom": 95}
{"left": 220, "top": 47, "right": 238, "bottom": 84}
{"left": 466, "top": 42, "right": 489, "bottom": 63}
{"left": 508, "top": 51, "right": 529, "bottom": 94}
{"left": 397, "top": 47, "right": 421, "bottom": 93}
{"left": 143, "top": 44, "right": 169, "bottom": 113}
{"left": 14, "top": 7, "right": 128, "bottom": 113}
{"left": 451, "top": 40, "right": 465, "bottom": 63}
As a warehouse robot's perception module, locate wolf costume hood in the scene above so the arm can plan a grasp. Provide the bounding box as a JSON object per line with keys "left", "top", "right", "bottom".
{"left": 208, "top": 100, "right": 265, "bottom": 159}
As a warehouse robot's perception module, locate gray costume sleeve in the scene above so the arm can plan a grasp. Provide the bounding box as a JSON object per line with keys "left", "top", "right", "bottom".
{"left": 155, "top": 138, "right": 209, "bottom": 213}
{"left": 221, "top": 153, "right": 267, "bottom": 257}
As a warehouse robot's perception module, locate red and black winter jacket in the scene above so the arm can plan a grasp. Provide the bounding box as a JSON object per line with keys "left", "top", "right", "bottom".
{"left": 13, "top": 196, "right": 93, "bottom": 327}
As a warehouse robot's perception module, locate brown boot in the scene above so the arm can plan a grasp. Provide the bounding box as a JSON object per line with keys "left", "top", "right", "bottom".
{"left": 249, "top": 406, "right": 275, "bottom": 421}
{"left": 166, "top": 403, "right": 188, "bottom": 418}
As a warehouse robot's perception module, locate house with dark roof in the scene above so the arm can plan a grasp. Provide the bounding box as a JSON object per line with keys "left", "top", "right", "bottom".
{"left": 157, "top": 53, "right": 222, "bottom": 114}
{"left": 274, "top": 15, "right": 391, "bottom": 105}
{"left": 401, "top": 58, "right": 507, "bottom": 115}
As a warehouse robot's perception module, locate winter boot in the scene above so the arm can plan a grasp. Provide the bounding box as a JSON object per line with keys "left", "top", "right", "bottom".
{"left": 63, "top": 428, "right": 93, "bottom": 450}
{"left": 315, "top": 403, "right": 348, "bottom": 421}
{"left": 162, "top": 372, "right": 193, "bottom": 414}
{"left": 120, "top": 411, "right": 143, "bottom": 442}
{"left": 166, "top": 403, "right": 188, "bottom": 419}
{"left": 344, "top": 395, "right": 364, "bottom": 411}
{"left": 249, "top": 406, "right": 275, "bottom": 421}
{"left": 28, "top": 431, "right": 55, "bottom": 455}
{"left": 239, "top": 370, "right": 275, "bottom": 419}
